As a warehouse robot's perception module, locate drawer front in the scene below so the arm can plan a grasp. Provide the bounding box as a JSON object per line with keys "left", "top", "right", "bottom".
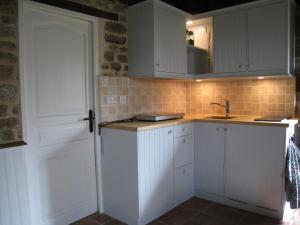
{"left": 174, "top": 164, "right": 194, "bottom": 205}
{"left": 174, "top": 135, "right": 194, "bottom": 169}
{"left": 174, "top": 123, "right": 194, "bottom": 138}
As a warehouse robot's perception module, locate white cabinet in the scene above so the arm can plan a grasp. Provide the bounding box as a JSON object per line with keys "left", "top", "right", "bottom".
{"left": 194, "top": 121, "right": 289, "bottom": 218}
{"left": 225, "top": 124, "right": 286, "bottom": 211}
{"left": 195, "top": 123, "right": 225, "bottom": 196}
{"left": 174, "top": 164, "right": 194, "bottom": 205}
{"left": 138, "top": 126, "right": 174, "bottom": 223}
{"left": 247, "top": 2, "right": 287, "bottom": 72}
{"left": 128, "top": 0, "right": 187, "bottom": 78}
{"left": 173, "top": 123, "right": 194, "bottom": 205}
{"left": 213, "top": 11, "right": 247, "bottom": 74}
{"left": 212, "top": 0, "right": 293, "bottom": 77}
{"left": 102, "top": 123, "right": 194, "bottom": 225}
{"left": 174, "top": 135, "right": 194, "bottom": 169}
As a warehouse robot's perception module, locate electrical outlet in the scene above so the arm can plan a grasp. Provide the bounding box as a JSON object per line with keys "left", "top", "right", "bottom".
{"left": 120, "top": 96, "right": 126, "bottom": 105}
{"left": 107, "top": 96, "right": 117, "bottom": 105}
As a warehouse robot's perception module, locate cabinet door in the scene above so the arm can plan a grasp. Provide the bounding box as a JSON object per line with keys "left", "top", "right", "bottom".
{"left": 213, "top": 11, "right": 247, "bottom": 74}
{"left": 138, "top": 126, "right": 174, "bottom": 220}
{"left": 195, "top": 123, "right": 225, "bottom": 196}
{"left": 174, "top": 134, "right": 194, "bottom": 169}
{"left": 225, "top": 124, "right": 286, "bottom": 211}
{"left": 174, "top": 164, "right": 194, "bottom": 205}
{"left": 155, "top": 3, "right": 187, "bottom": 74}
{"left": 247, "top": 2, "right": 287, "bottom": 72}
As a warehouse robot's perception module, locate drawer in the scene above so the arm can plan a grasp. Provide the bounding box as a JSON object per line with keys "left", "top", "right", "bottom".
{"left": 174, "top": 123, "right": 194, "bottom": 138}
{"left": 174, "top": 164, "right": 194, "bottom": 205}
{"left": 174, "top": 135, "right": 194, "bottom": 169}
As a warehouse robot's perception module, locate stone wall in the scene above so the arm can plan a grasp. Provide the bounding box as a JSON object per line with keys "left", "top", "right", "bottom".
{"left": 0, "top": 0, "right": 22, "bottom": 144}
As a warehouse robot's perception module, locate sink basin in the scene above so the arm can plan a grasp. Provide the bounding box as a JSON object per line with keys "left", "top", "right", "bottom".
{"left": 205, "top": 116, "right": 236, "bottom": 120}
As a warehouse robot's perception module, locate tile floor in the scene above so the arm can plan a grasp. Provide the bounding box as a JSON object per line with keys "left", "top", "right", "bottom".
{"left": 71, "top": 197, "right": 300, "bottom": 225}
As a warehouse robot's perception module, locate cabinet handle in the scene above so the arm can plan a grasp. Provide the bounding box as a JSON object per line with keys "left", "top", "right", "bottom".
{"left": 168, "top": 130, "right": 172, "bottom": 134}
{"left": 224, "top": 128, "right": 228, "bottom": 132}
{"left": 182, "top": 139, "right": 186, "bottom": 144}
{"left": 156, "top": 63, "right": 160, "bottom": 68}
{"left": 182, "top": 169, "right": 186, "bottom": 174}
{"left": 182, "top": 128, "right": 186, "bottom": 132}
{"left": 216, "top": 127, "right": 220, "bottom": 131}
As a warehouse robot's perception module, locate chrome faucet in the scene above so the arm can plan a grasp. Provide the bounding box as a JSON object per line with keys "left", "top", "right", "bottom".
{"left": 211, "top": 99, "right": 230, "bottom": 117}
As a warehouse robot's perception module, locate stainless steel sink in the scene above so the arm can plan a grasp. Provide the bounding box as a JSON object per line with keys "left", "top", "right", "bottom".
{"left": 205, "top": 116, "right": 236, "bottom": 120}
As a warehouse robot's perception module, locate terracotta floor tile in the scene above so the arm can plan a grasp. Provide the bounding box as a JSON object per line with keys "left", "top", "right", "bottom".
{"left": 106, "top": 219, "right": 127, "bottom": 225}
{"left": 88, "top": 213, "right": 114, "bottom": 224}
{"left": 180, "top": 197, "right": 213, "bottom": 212}
{"left": 202, "top": 203, "right": 248, "bottom": 222}
{"left": 240, "top": 213, "right": 284, "bottom": 225}
{"left": 72, "top": 198, "right": 300, "bottom": 225}
{"left": 70, "top": 219, "right": 99, "bottom": 225}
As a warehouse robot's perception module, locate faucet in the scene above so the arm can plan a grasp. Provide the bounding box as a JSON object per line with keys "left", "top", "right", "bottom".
{"left": 211, "top": 99, "right": 230, "bottom": 117}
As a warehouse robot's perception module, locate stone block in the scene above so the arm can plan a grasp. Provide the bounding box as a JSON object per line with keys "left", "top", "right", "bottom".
{"left": 0, "top": 51, "right": 17, "bottom": 64}
{"left": 111, "top": 62, "right": 121, "bottom": 71}
{"left": 117, "top": 54, "right": 127, "bottom": 63}
{"left": 105, "top": 33, "right": 126, "bottom": 44}
{"left": 0, "top": 65, "right": 14, "bottom": 80}
{"left": 0, "top": 104, "right": 8, "bottom": 117}
{"left": 0, "top": 41, "right": 17, "bottom": 52}
{"left": 0, "top": 84, "right": 16, "bottom": 102}
{"left": 104, "top": 51, "right": 114, "bottom": 62}
{"left": 0, "top": 129, "right": 15, "bottom": 142}
{"left": 105, "top": 21, "right": 127, "bottom": 34}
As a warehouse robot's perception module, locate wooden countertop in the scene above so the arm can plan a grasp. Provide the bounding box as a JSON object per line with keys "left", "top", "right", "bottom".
{"left": 100, "top": 115, "right": 298, "bottom": 131}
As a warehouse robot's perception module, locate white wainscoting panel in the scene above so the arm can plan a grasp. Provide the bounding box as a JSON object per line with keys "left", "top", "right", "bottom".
{"left": 0, "top": 146, "right": 31, "bottom": 225}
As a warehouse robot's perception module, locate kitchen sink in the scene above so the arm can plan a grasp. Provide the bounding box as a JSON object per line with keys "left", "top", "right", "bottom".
{"left": 205, "top": 116, "right": 236, "bottom": 120}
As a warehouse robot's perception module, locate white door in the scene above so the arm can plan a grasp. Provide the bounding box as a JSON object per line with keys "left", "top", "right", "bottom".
{"left": 247, "top": 2, "right": 287, "bottom": 72}
{"left": 213, "top": 11, "right": 247, "bottom": 74}
{"left": 195, "top": 123, "right": 225, "bottom": 196}
{"left": 225, "top": 124, "right": 285, "bottom": 211}
{"left": 23, "top": 3, "right": 97, "bottom": 225}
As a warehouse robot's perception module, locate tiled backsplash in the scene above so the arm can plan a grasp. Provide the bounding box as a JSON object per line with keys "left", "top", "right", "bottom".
{"left": 187, "top": 78, "right": 295, "bottom": 116}
{"left": 100, "top": 76, "right": 296, "bottom": 122}
{"left": 100, "top": 76, "right": 187, "bottom": 122}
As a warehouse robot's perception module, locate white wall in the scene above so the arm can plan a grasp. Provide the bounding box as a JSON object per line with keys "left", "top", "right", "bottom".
{"left": 0, "top": 146, "right": 31, "bottom": 225}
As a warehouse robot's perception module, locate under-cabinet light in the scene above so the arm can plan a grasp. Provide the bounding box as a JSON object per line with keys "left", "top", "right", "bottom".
{"left": 186, "top": 21, "right": 193, "bottom": 25}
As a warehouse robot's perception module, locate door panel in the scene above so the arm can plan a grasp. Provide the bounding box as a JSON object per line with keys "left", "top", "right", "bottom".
{"left": 24, "top": 5, "right": 97, "bottom": 225}
{"left": 247, "top": 3, "right": 287, "bottom": 72}
{"left": 225, "top": 124, "right": 285, "bottom": 211}
{"left": 213, "top": 11, "right": 247, "bottom": 74}
{"left": 195, "top": 123, "right": 225, "bottom": 196}
{"left": 155, "top": 4, "right": 187, "bottom": 74}
{"left": 138, "top": 126, "right": 174, "bottom": 219}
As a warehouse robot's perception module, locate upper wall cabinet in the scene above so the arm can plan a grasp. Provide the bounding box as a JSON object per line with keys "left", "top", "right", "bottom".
{"left": 190, "top": 0, "right": 295, "bottom": 78}
{"left": 128, "top": 0, "right": 188, "bottom": 79}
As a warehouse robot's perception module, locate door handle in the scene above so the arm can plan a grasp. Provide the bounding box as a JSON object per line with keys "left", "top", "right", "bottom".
{"left": 83, "top": 109, "right": 95, "bottom": 133}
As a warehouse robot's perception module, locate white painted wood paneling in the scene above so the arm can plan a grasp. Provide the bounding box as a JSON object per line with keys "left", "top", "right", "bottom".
{"left": 213, "top": 11, "right": 247, "bottom": 74}
{"left": 247, "top": 2, "right": 287, "bottom": 72}
{"left": 138, "top": 126, "right": 174, "bottom": 224}
{"left": 174, "top": 135, "right": 194, "bottom": 169}
{"left": 195, "top": 123, "right": 225, "bottom": 196}
{"left": 101, "top": 129, "right": 139, "bottom": 225}
{"left": 225, "top": 124, "right": 286, "bottom": 211}
{"left": 154, "top": 1, "right": 187, "bottom": 74}
{"left": 0, "top": 147, "right": 31, "bottom": 225}
{"left": 174, "top": 164, "right": 194, "bottom": 205}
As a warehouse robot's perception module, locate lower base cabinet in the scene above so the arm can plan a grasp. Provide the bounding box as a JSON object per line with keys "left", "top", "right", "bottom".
{"left": 102, "top": 121, "right": 294, "bottom": 224}
{"left": 102, "top": 123, "right": 194, "bottom": 225}
{"left": 195, "top": 122, "right": 292, "bottom": 218}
